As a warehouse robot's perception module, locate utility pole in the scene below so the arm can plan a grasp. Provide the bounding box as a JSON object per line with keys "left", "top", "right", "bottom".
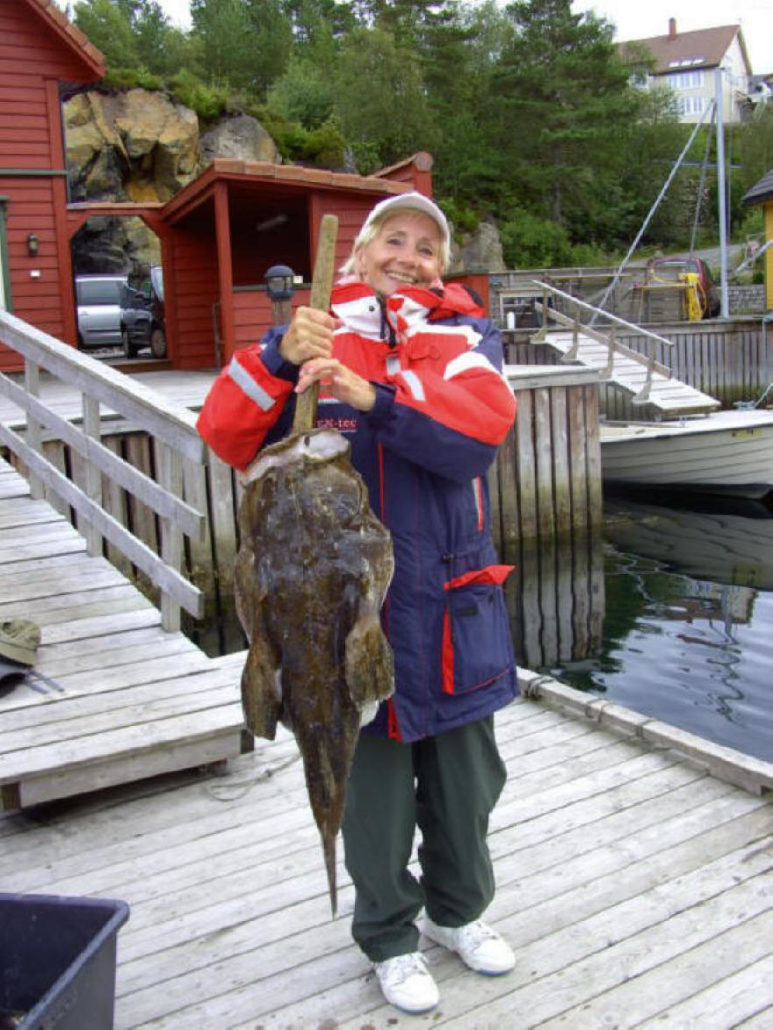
{"left": 715, "top": 66, "right": 730, "bottom": 319}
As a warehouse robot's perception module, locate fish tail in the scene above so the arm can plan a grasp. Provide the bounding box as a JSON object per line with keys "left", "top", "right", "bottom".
{"left": 323, "top": 832, "right": 337, "bottom": 918}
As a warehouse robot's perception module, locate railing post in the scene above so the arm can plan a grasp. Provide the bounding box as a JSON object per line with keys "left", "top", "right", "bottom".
{"left": 601, "top": 326, "right": 617, "bottom": 379}
{"left": 633, "top": 345, "right": 657, "bottom": 404}
{"left": 158, "top": 440, "right": 184, "bottom": 632}
{"left": 565, "top": 305, "right": 581, "bottom": 361}
{"left": 82, "top": 395, "right": 103, "bottom": 556}
{"left": 23, "top": 359, "right": 43, "bottom": 499}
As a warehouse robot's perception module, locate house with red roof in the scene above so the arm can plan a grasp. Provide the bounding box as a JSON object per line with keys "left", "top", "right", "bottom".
{"left": 620, "top": 19, "right": 754, "bottom": 124}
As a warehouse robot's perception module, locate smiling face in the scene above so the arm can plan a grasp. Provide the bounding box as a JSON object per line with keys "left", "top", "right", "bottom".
{"left": 354, "top": 211, "right": 444, "bottom": 297}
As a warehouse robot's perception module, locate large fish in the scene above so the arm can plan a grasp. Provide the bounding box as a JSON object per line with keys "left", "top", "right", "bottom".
{"left": 234, "top": 216, "right": 395, "bottom": 915}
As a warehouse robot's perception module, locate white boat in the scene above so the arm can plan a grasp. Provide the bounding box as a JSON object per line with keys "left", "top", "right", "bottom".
{"left": 600, "top": 407, "right": 773, "bottom": 499}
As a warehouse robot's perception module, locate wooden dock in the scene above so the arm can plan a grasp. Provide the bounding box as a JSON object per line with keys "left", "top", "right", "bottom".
{"left": 2, "top": 319, "right": 772, "bottom": 1025}
{"left": 1, "top": 433, "right": 772, "bottom": 1026}
{"left": 0, "top": 455, "right": 245, "bottom": 811}
{"left": 1, "top": 669, "right": 771, "bottom": 1028}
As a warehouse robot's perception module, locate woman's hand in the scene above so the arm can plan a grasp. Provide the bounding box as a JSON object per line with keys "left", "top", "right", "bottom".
{"left": 296, "top": 357, "right": 376, "bottom": 412}
{"left": 279, "top": 306, "right": 337, "bottom": 365}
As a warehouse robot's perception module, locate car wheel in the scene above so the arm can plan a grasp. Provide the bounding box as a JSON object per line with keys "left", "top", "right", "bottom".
{"left": 150, "top": 326, "right": 167, "bottom": 358}
{"left": 121, "top": 327, "right": 137, "bottom": 358}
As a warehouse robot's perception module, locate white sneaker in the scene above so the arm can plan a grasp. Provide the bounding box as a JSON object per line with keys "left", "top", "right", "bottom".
{"left": 373, "top": 951, "right": 440, "bottom": 1013}
{"left": 423, "top": 916, "right": 515, "bottom": 975}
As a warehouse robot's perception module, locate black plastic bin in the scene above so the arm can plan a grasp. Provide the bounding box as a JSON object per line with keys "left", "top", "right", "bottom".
{"left": 0, "top": 893, "right": 130, "bottom": 1030}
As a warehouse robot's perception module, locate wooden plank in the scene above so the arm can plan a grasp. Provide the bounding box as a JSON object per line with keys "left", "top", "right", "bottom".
{"left": 515, "top": 388, "right": 538, "bottom": 541}
{"left": 0, "top": 664, "right": 239, "bottom": 735}
{"left": 158, "top": 440, "right": 184, "bottom": 630}
{"left": 1, "top": 701, "right": 243, "bottom": 785}
{"left": 101, "top": 434, "right": 133, "bottom": 577}
{"left": 0, "top": 681, "right": 238, "bottom": 755}
{"left": 537, "top": 904, "right": 773, "bottom": 1028}
{"left": 16, "top": 723, "right": 244, "bottom": 808}
{"left": 208, "top": 450, "right": 237, "bottom": 595}
{"left": 549, "top": 385, "right": 571, "bottom": 536}
{"left": 635, "top": 955, "right": 773, "bottom": 1028}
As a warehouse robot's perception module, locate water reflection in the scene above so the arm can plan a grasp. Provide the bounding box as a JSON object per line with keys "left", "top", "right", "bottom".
{"left": 545, "top": 495, "right": 773, "bottom": 763}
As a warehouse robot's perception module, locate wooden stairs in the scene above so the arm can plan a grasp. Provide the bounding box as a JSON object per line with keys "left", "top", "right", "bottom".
{"left": 536, "top": 326, "right": 720, "bottom": 418}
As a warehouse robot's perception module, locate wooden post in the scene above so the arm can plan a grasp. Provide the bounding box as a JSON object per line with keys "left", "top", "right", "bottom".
{"left": 23, "top": 359, "right": 42, "bottom": 499}
{"left": 158, "top": 441, "right": 183, "bottom": 631}
{"left": 82, "top": 394, "right": 103, "bottom": 556}
{"left": 270, "top": 297, "right": 293, "bottom": 328}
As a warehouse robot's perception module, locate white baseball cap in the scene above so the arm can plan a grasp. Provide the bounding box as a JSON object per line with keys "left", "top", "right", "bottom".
{"left": 358, "top": 191, "right": 450, "bottom": 249}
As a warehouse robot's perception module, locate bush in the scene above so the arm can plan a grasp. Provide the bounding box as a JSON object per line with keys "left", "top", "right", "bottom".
{"left": 102, "top": 67, "right": 163, "bottom": 91}
{"left": 500, "top": 209, "right": 575, "bottom": 268}
{"left": 437, "top": 196, "right": 478, "bottom": 235}
{"left": 167, "top": 70, "right": 231, "bottom": 123}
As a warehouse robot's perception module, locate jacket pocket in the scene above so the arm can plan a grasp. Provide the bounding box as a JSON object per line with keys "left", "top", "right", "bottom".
{"left": 441, "top": 564, "right": 514, "bottom": 695}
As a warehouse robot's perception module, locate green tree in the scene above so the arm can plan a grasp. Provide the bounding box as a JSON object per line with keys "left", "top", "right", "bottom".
{"left": 73, "top": 0, "right": 140, "bottom": 68}
{"left": 424, "top": 2, "right": 512, "bottom": 207}
{"left": 267, "top": 55, "right": 334, "bottom": 129}
{"left": 190, "top": 0, "right": 292, "bottom": 96}
{"left": 489, "top": 0, "right": 644, "bottom": 244}
{"left": 331, "top": 26, "right": 439, "bottom": 171}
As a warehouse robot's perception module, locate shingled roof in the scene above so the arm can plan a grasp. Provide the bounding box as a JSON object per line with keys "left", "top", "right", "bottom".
{"left": 23, "top": 0, "right": 105, "bottom": 78}
{"left": 619, "top": 22, "right": 750, "bottom": 77}
{"left": 741, "top": 169, "right": 773, "bottom": 207}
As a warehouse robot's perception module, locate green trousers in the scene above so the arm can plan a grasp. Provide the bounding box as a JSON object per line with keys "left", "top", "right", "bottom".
{"left": 341, "top": 715, "right": 507, "bottom": 962}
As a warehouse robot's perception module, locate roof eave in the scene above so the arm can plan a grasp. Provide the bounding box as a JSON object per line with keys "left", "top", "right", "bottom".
{"left": 23, "top": 0, "right": 106, "bottom": 80}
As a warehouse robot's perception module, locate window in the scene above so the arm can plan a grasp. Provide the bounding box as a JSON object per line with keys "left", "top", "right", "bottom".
{"left": 668, "top": 69, "right": 705, "bottom": 90}
{"left": 680, "top": 95, "right": 709, "bottom": 117}
{"left": 75, "top": 278, "right": 125, "bottom": 305}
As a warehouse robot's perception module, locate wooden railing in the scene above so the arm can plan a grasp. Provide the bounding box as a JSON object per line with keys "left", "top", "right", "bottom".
{"left": 0, "top": 311, "right": 206, "bottom": 631}
{"left": 528, "top": 279, "right": 676, "bottom": 405}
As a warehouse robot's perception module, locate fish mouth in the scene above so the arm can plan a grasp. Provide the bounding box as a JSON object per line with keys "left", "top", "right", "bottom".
{"left": 243, "top": 428, "right": 350, "bottom": 483}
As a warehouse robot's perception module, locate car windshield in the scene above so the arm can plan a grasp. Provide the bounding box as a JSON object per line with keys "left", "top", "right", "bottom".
{"left": 651, "top": 260, "right": 699, "bottom": 280}
{"left": 77, "top": 279, "right": 123, "bottom": 305}
{"left": 150, "top": 266, "right": 164, "bottom": 301}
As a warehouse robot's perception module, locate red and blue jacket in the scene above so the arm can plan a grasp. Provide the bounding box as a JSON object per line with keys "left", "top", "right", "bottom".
{"left": 197, "top": 280, "right": 519, "bottom": 742}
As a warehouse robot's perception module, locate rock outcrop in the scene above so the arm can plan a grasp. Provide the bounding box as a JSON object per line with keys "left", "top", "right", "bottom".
{"left": 64, "top": 87, "right": 506, "bottom": 276}
{"left": 449, "top": 220, "right": 506, "bottom": 276}
{"left": 199, "top": 115, "right": 281, "bottom": 166}
{"left": 65, "top": 89, "right": 200, "bottom": 203}
{"left": 64, "top": 88, "right": 284, "bottom": 274}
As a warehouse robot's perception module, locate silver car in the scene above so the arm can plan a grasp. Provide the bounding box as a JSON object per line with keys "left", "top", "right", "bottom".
{"left": 75, "top": 274, "right": 127, "bottom": 348}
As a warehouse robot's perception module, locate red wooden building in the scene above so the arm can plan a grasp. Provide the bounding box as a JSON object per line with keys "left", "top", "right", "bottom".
{"left": 0, "top": 0, "right": 104, "bottom": 372}
{"left": 1, "top": 2, "right": 478, "bottom": 375}
{"left": 64, "top": 153, "right": 438, "bottom": 370}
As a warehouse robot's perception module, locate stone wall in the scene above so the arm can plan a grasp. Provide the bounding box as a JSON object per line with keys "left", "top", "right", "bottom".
{"left": 728, "top": 284, "right": 766, "bottom": 314}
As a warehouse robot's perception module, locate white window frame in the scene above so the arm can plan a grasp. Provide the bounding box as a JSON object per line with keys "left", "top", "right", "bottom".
{"left": 668, "top": 69, "right": 705, "bottom": 90}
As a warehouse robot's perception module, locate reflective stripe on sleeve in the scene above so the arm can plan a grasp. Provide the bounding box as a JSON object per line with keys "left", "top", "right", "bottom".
{"left": 399, "top": 369, "right": 426, "bottom": 402}
{"left": 228, "top": 355, "right": 276, "bottom": 412}
{"left": 443, "top": 351, "right": 499, "bottom": 380}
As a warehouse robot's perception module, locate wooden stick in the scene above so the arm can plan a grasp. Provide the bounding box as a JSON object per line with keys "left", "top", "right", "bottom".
{"left": 292, "top": 214, "right": 339, "bottom": 434}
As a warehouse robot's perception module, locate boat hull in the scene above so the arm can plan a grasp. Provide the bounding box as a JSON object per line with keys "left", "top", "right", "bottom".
{"left": 600, "top": 409, "right": 773, "bottom": 499}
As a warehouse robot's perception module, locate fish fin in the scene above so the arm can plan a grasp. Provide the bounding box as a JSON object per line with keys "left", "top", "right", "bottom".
{"left": 323, "top": 830, "right": 337, "bottom": 918}
{"left": 240, "top": 635, "right": 282, "bottom": 741}
{"left": 344, "top": 612, "right": 395, "bottom": 711}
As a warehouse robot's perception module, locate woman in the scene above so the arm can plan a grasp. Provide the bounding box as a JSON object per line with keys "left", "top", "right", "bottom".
{"left": 197, "top": 192, "right": 518, "bottom": 1014}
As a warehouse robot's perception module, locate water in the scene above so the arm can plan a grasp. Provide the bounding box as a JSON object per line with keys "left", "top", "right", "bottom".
{"left": 545, "top": 494, "right": 773, "bottom": 763}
